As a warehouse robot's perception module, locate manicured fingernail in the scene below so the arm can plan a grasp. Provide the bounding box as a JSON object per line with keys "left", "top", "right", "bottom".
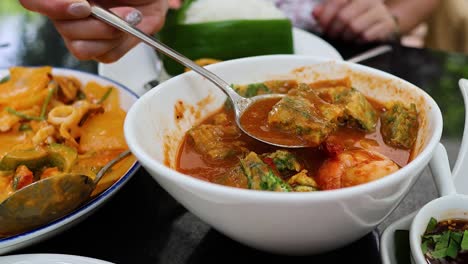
{"left": 68, "top": 1, "right": 91, "bottom": 17}
{"left": 125, "top": 10, "right": 142, "bottom": 26}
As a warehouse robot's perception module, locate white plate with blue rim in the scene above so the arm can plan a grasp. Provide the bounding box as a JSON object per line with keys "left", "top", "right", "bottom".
{"left": 0, "top": 253, "right": 115, "bottom": 264}
{"left": 0, "top": 68, "right": 140, "bottom": 255}
{"left": 98, "top": 27, "right": 343, "bottom": 96}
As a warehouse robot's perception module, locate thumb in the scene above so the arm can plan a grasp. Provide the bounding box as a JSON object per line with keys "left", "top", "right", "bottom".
{"left": 19, "top": 0, "right": 91, "bottom": 19}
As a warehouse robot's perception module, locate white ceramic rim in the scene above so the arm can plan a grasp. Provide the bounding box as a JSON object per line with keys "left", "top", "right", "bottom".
{"left": 0, "top": 253, "right": 115, "bottom": 264}
{"left": 410, "top": 194, "right": 468, "bottom": 263}
{"left": 125, "top": 54, "right": 443, "bottom": 202}
{"left": 0, "top": 67, "right": 140, "bottom": 248}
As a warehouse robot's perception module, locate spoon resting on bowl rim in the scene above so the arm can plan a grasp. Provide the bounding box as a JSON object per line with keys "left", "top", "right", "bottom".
{"left": 0, "top": 150, "right": 131, "bottom": 237}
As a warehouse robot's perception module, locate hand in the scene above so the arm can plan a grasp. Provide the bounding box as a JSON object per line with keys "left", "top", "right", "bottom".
{"left": 19, "top": 0, "right": 168, "bottom": 62}
{"left": 312, "top": 0, "right": 398, "bottom": 43}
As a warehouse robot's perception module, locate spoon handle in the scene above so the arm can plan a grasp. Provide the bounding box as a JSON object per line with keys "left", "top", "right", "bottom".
{"left": 90, "top": 6, "right": 240, "bottom": 100}
{"left": 94, "top": 149, "right": 132, "bottom": 184}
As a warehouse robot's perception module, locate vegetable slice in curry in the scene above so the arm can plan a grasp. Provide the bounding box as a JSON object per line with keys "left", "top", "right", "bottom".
{"left": 177, "top": 77, "right": 418, "bottom": 192}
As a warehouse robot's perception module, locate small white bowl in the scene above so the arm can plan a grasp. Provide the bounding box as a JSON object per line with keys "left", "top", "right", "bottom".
{"left": 125, "top": 55, "right": 443, "bottom": 255}
{"left": 409, "top": 79, "right": 468, "bottom": 264}
{"left": 0, "top": 68, "right": 139, "bottom": 255}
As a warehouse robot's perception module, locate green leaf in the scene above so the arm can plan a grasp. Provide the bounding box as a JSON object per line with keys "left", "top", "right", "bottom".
{"left": 425, "top": 217, "right": 438, "bottom": 233}
{"left": 421, "top": 240, "right": 429, "bottom": 254}
{"left": 461, "top": 230, "right": 468, "bottom": 250}
{"left": 435, "top": 230, "right": 451, "bottom": 251}
{"left": 446, "top": 236, "right": 460, "bottom": 259}
{"left": 451, "top": 231, "right": 463, "bottom": 244}
{"left": 431, "top": 248, "right": 447, "bottom": 259}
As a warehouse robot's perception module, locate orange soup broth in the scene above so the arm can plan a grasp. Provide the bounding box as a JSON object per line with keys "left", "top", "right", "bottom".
{"left": 176, "top": 97, "right": 411, "bottom": 186}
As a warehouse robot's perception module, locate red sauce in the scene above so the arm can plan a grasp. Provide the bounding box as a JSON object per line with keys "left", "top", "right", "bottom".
{"left": 176, "top": 98, "right": 411, "bottom": 185}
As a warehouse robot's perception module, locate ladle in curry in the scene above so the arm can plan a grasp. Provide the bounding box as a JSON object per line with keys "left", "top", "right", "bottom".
{"left": 0, "top": 150, "right": 131, "bottom": 237}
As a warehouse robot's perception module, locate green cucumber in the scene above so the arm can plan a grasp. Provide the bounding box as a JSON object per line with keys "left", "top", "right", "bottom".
{"left": 159, "top": 3, "right": 294, "bottom": 75}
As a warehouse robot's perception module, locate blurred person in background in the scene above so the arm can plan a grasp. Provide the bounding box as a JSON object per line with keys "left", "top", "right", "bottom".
{"left": 268, "top": 0, "right": 440, "bottom": 44}
{"left": 425, "top": 0, "right": 468, "bottom": 54}
{"left": 19, "top": 0, "right": 441, "bottom": 63}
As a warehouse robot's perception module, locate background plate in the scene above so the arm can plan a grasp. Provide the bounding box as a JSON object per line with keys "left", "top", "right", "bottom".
{"left": 0, "top": 253, "right": 114, "bottom": 264}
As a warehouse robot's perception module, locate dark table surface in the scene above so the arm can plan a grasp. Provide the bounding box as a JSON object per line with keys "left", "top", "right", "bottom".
{"left": 1, "top": 10, "right": 468, "bottom": 264}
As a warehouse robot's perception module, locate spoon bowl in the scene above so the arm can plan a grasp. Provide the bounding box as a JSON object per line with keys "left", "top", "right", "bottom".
{"left": 0, "top": 150, "right": 131, "bottom": 237}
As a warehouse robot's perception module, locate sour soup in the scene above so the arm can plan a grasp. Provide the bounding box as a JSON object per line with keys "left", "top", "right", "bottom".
{"left": 176, "top": 77, "right": 419, "bottom": 192}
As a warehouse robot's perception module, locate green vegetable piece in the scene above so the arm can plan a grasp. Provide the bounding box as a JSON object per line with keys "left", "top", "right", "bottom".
{"left": 18, "top": 123, "right": 32, "bottom": 131}
{"left": 6, "top": 107, "right": 42, "bottom": 121}
{"left": 431, "top": 248, "right": 448, "bottom": 259}
{"left": 40, "top": 86, "right": 55, "bottom": 120}
{"left": 233, "top": 83, "right": 272, "bottom": 98}
{"left": 461, "top": 230, "right": 468, "bottom": 250}
{"left": 77, "top": 90, "right": 86, "bottom": 100}
{"left": 421, "top": 240, "right": 429, "bottom": 255}
{"left": 0, "top": 148, "right": 48, "bottom": 171}
{"left": 47, "top": 143, "right": 78, "bottom": 172}
{"left": 451, "top": 231, "right": 463, "bottom": 244}
{"left": 267, "top": 84, "right": 343, "bottom": 146}
{"left": 317, "top": 87, "right": 377, "bottom": 132}
{"left": 0, "top": 75, "right": 10, "bottom": 84}
{"left": 435, "top": 230, "right": 450, "bottom": 251}
{"left": 341, "top": 88, "right": 378, "bottom": 132}
{"left": 160, "top": 3, "right": 294, "bottom": 75}
{"left": 381, "top": 101, "right": 419, "bottom": 149}
{"left": 426, "top": 217, "right": 438, "bottom": 233}
{"left": 446, "top": 235, "right": 460, "bottom": 259}
{"left": 97, "top": 87, "right": 113, "bottom": 104}
{"left": 240, "top": 152, "right": 291, "bottom": 192}
{"left": 288, "top": 170, "right": 318, "bottom": 192}
{"left": 263, "top": 150, "right": 301, "bottom": 173}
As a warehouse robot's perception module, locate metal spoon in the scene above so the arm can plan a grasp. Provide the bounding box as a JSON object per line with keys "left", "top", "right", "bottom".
{"left": 0, "top": 150, "right": 131, "bottom": 237}
{"left": 91, "top": 6, "right": 393, "bottom": 148}
{"left": 90, "top": 6, "right": 298, "bottom": 148}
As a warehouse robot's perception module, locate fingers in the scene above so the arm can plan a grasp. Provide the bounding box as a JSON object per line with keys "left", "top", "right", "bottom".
{"left": 95, "top": 12, "right": 166, "bottom": 62}
{"left": 54, "top": 6, "right": 151, "bottom": 61}
{"left": 19, "top": 0, "right": 91, "bottom": 19}
{"left": 361, "top": 15, "right": 397, "bottom": 42}
{"left": 64, "top": 38, "right": 123, "bottom": 60}
{"left": 315, "top": 0, "right": 349, "bottom": 30}
{"left": 347, "top": 5, "right": 381, "bottom": 35}
{"left": 314, "top": 0, "right": 396, "bottom": 43}
{"left": 94, "top": 37, "right": 139, "bottom": 63}
{"left": 54, "top": 18, "right": 124, "bottom": 40}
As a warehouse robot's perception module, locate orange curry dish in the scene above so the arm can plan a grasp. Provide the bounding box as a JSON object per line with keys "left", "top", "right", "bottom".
{"left": 177, "top": 77, "right": 419, "bottom": 192}
{"left": 0, "top": 66, "right": 134, "bottom": 203}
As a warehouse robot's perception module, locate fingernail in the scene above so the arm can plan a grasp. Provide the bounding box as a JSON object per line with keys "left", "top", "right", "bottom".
{"left": 68, "top": 1, "right": 91, "bottom": 18}
{"left": 125, "top": 10, "right": 142, "bottom": 26}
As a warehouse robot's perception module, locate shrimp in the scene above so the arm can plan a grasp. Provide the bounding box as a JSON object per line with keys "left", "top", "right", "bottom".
{"left": 316, "top": 148, "right": 399, "bottom": 190}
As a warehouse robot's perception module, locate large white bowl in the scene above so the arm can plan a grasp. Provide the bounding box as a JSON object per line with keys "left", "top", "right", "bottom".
{"left": 124, "top": 55, "right": 443, "bottom": 255}
{"left": 0, "top": 68, "right": 139, "bottom": 255}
